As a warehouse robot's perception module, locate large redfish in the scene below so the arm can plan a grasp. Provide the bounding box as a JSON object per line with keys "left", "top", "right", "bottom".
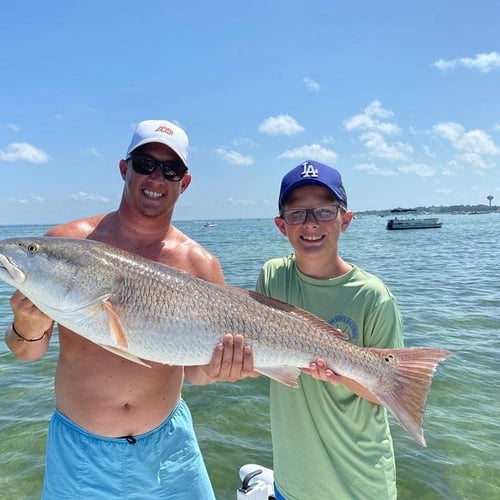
{"left": 0, "top": 237, "right": 453, "bottom": 446}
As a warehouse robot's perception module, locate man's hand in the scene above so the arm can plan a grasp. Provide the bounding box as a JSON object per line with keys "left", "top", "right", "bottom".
{"left": 10, "top": 291, "right": 54, "bottom": 339}
{"left": 205, "top": 334, "right": 259, "bottom": 382}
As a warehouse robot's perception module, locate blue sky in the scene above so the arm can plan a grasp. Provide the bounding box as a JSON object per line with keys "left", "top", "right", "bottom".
{"left": 1, "top": 1, "right": 499, "bottom": 225}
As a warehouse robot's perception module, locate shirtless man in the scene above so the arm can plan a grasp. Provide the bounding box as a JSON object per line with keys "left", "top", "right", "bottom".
{"left": 5, "top": 120, "right": 254, "bottom": 499}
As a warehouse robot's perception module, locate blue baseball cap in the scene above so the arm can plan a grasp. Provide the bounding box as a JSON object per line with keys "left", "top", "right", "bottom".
{"left": 278, "top": 160, "right": 347, "bottom": 209}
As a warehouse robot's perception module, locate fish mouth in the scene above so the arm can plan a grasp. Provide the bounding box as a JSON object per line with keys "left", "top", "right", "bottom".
{"left": 0, "top": 254, "right": 26, "bottom": 285}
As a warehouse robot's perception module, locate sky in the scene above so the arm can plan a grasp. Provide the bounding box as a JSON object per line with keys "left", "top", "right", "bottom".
{"left": 1, "top": 1, "right": 499, "bottom": 225}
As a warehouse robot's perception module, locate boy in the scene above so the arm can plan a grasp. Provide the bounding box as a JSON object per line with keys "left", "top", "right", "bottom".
{"left": 256, "top": 160, "right": 403, "bottom": 499}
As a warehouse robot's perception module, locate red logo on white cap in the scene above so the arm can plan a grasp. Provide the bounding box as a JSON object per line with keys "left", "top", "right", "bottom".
{"left": 154, "top": 126, "right": 174, "bottom": 135}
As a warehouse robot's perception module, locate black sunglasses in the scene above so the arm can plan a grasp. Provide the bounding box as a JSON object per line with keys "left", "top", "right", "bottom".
{"left": 127, "top": 154, "right": 187, "bottom": 182}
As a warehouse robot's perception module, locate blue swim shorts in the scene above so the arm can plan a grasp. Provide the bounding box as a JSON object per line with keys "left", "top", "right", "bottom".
{"left": 42, "top": 399, "right": 215, "bottom": 499}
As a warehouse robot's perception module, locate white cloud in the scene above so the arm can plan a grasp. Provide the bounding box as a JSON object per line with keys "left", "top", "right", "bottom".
{"left": 303, "top": 77, "right": 320, "bottom": 92}
{"left": 7, "top": 194, "right": 45, "bottom": 204}
{"left": 423, "top": 145, "right": 436, "bottom": 158}
{"left": 344, "top": 100, "right": 401, "bottom": 135}
{"left": 258, "top": 114, "right": 304, "bottom": 136}
{"left": 86, "top": 147, "right": 101, "bottom": 157}
{"left": 231, "top": 137, "right": 257, "bottom": 147}
{"left": 398, "top": 163, "right": 437, "bottom": 177}
{"left": 278, "top": 144, "right": 337, "bottom": 163}
{"left": 226, "top": 197, "right": 257, "bottom": 206}
{"left": 0, "top": 142, "right": 49, "bottom": 163}
{"left": 433, "top": 51, "right": 500, "bottom": 73}
{"left": 432, "top": 122, "right": 499, "bottom": 168}
{"left": 70, "top": 192, "right": 110, "bottom": 202}
{"left": 353, "top": 163, "right": 397, "bottom": 176}
{"left": 432, "top": 122, "right": 462, "bottom": 142}
{"left": 456, "top": 152, "right": 488, "bottom": 169}
{"left": 215, "top": 148, "right": 254, "bottom": 166}
{"left": 3, "top": 123, "right": 20, "bottom": 132}
{"left": 359, "top": 131, "right": 413, "bottom": 161}
{"left": 321, "top": 136, "right": 335, "bottom": 144}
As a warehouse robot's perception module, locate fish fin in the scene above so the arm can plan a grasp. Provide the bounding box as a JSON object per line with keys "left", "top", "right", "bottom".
{"left": 368, "top": 347, "right": 454, "bottom": 447}
{"left": 246, "top": 290, "right": 350, "bottom": 340}
{"left": 256, "top": 366, "right": 301, "bottom": 388}
{"left": 98, "top": 344, "right": 151, "bottom": 368}
{"left": 102, "top": 300, "right": 128, "bottom": 348}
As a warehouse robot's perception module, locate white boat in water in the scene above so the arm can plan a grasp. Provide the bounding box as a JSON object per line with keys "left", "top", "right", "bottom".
{"left": 386, "top": 209, "right": 442, "bottom": 230}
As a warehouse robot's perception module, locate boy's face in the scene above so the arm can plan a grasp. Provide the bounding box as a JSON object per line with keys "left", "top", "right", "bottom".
{"left": 274, "top": 185, "right": 353, "bottom": 258}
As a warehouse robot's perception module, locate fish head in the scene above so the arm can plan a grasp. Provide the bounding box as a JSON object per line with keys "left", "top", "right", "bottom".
{"left": 0, "top": 238, "right": 55, "bottom": 290}
{"left": 0, "top": 237, "right": 121, "bottom": 320}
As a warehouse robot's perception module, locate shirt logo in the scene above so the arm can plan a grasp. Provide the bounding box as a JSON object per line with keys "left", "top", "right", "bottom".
{"left": 327, "top": 315, "right": 358, "bottom": 341}
{"left": 154, "top": 126, "right": 174, "bottom": 135}
{"left": 300, "top": 161, "right": 319, "bottom": 179}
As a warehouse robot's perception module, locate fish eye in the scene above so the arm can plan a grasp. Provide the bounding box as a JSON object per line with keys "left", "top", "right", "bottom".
{"left": 27, "top": 243, "right": 40, "bottom": 253}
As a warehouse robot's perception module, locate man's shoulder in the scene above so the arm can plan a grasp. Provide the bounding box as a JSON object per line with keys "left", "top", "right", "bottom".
{"left": 45, "top": 214, "right": 107, "bottom": 238}
{"left": 168, "top": 227, "right": 224, "bottom": 284}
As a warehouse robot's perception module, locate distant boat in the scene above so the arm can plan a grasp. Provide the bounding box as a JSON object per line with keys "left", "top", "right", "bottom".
{"left": 386, "top": 209, "right": 442, "bottom": 230}
{"left": 204, "top": 223, "right": 217, "bottom": 228}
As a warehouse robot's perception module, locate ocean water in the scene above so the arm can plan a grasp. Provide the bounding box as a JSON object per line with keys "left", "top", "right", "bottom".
{"left": 0, "top": 214, "right": 499, "bottom": 500}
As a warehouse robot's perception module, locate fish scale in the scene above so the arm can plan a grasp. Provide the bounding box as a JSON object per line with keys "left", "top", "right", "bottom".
{"left": 0, "top": 236, "right": 453, "bottom": 446}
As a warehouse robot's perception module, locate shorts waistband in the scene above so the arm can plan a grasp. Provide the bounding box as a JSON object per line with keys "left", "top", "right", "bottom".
{"left": 53, "top": 398, "right": 184, "bottom": 443}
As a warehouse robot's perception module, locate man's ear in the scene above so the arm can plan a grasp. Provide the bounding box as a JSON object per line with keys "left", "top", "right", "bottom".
{"left": 180, "top": 172, "right": 192, "bottom": 193}
{"left": 119, "top": 159, "right": 128, "bottom": 180}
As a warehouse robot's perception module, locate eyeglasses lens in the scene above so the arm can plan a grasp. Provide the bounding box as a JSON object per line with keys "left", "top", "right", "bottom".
{"left": 281, "top": 205, "right": 340, "bottom": 224}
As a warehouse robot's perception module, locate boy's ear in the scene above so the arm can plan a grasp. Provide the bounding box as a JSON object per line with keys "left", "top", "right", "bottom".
{"left": 340, "top": 210, "right": 354, "bottom": 232}
{"left": 274, "top": 216, "right": 287, "bottom": 236}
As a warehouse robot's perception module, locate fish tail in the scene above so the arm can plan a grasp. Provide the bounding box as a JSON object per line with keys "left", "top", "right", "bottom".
{"left": 369, "top": 347, "right": 454, "bottom": 447}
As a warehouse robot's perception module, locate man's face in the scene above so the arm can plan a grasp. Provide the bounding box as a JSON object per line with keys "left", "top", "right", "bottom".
{"left": 120, "top": 143, "right": 191, "bottom": 219}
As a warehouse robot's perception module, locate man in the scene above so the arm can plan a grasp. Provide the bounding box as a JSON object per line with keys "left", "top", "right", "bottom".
{"left": 256, "top": 160, "right": 404, "bottom": 499}
{"left": 5, "top": 119, "right": 253, "bottom": 499}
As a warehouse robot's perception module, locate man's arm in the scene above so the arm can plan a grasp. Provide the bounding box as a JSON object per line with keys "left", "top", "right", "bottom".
{"left": 5, "top": 291, "right": 54, "bottom": 361}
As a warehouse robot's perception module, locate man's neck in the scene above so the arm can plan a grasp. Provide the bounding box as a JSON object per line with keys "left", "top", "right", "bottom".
{"left": 110, "top": 207, "right": 175, "bottom": 248}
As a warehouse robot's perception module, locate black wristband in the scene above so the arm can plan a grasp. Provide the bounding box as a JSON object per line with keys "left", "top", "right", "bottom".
{"left": 10, "top": 323, "right": 47, "bottom": 342}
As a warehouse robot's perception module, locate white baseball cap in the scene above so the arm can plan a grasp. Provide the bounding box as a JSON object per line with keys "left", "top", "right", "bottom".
{"left": 126, "top": 119, "right": 189, "bottom": 168}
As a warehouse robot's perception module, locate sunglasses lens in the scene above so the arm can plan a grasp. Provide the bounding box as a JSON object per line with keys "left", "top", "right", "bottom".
{"left": 131, "top": 156, "right": 156, "bottom": 175}
{"left": 161, "top": 163, "right": 187, "bottom": 181}
{"left": 129, "top": 155, "right": 186, "bottom": 181}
